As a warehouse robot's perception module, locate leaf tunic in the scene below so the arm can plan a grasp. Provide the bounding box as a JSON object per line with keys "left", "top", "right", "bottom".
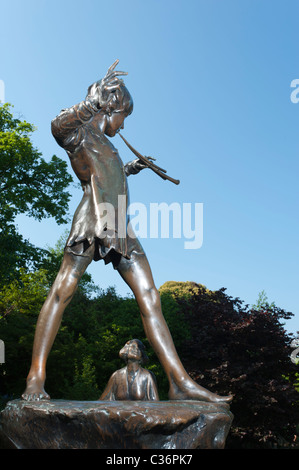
{"left": 51, "top": 99, "right": 132, "bottom": 265}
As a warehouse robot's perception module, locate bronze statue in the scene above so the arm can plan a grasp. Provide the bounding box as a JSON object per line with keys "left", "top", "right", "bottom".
{"left": 99, "top": 339, "right": 159, "bottom": 401}
{"left": 22, "top": 60, "right": 232, "bottom": 404}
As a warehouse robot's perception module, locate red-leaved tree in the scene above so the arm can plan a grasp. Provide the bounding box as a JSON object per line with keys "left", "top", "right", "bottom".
{"left": 160, "top": 281, "right": 299, "bottom": 448}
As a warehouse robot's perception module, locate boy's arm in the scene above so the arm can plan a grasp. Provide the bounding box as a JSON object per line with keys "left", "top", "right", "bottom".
{"left": 51, "top": 98, "right": 98, "bottom": 152}
{"left": 51, "top": 60, "right": 127, "bottom": 152}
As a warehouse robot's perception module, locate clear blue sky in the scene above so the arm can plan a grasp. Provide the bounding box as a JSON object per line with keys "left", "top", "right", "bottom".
{"left": 1, "top": 0, "right": 298, "bottom": 334}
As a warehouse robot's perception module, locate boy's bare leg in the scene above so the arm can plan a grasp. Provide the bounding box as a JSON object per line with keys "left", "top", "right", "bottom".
{"left": 22, "top": 245, "right": 94, "bottom": 401}
{"left": 117, "top": 249, "right": 233, "bottom": 403}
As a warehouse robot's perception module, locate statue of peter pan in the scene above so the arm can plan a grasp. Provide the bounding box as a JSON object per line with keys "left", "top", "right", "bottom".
{"left": 22, "top": 61, "right": 232, "bottom": 404}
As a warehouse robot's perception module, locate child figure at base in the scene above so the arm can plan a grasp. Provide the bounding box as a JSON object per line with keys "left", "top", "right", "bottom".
{"left": 99, "top": 339, "right": 159, "bottom": 401}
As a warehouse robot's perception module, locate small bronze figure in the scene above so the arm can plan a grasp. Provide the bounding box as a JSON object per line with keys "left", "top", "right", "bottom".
{"left": 99, "top": 339, "right": 159, "bottom": 401}
{"left": 22, "top": 60, "right": 232, "bottom": 404}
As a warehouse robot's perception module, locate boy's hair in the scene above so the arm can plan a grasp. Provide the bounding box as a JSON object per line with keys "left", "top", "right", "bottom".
{"left": 87, "top": 81, "right": 133, "bottom": 116}
{"left": 106, "top": 84, "right": 133, "bottom": 116}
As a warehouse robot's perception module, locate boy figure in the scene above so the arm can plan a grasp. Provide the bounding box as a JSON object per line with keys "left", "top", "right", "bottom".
{"left": 22, "top": 61, "right": 232, "bottom": 404}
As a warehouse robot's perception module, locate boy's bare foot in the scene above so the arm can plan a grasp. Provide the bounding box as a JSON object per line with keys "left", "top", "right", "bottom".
{"left": 22, "top": 376, "right": 50, "bottom": 401}
{"left": 168, "top": 380, "right": 233, "bottom": 404}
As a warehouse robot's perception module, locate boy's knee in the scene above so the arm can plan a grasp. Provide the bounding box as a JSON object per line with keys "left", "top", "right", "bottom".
{"left": 53, "top": 272, "right": 79, "bottom": 303}
{"left": 142, "top": 285, "right": 160, "bottom": 307}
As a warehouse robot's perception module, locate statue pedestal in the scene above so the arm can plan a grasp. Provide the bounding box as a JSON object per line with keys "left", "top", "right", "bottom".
{"left": 0, "top": 399, "right": 233, "bottom": 449}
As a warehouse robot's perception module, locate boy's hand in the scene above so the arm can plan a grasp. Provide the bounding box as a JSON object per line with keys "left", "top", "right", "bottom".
{"left": 87, "top": 60, "right": 127, "bottom": 110}
{"left": 124, "top": 157, "right": 155, "bottom": 176}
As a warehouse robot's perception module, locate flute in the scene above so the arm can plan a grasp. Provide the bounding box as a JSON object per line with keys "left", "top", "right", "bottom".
{"left": 118, "top": 133, "right": 180, "bottom": 185}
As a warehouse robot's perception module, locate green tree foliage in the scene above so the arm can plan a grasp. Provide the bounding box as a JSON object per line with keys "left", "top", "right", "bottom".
{"left": 0, "top": 234, "right": 99, "bottom": 400}
{"left": 0, "top": 103, "right": 73, "bottom": 285}
{"left": 0, "top": 268, "right": 49, "bottom": 321}
{"left": 252, "top": 289, "right": 276, "bottom": 310}
{"left": 0, "top": 269, "right": 49, "bottom": 395}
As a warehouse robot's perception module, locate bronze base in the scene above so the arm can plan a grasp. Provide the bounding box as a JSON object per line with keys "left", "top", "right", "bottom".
{"left": 0, "top": 399, "right": 233, "bottom": 449}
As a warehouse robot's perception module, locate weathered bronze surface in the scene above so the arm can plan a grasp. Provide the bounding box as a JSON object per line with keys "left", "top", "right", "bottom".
{"left": 99, "top": 339, "right": 159, "bottom": 401}
{"left": 22, "top": 60, "right": 233, "bottom": 404}
{"left": 0, "top": 399, "right": 233, "bottom": 449}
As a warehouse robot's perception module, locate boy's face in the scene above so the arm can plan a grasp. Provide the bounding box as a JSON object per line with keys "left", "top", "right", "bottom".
{"left": 105, "top": 110, "right": 126, "bottom": 137}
